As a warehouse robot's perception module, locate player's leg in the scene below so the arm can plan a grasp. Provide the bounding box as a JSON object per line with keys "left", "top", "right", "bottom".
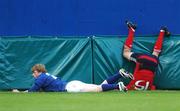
{"left": 152, "top": 27, "right": 170, "bottom": 57}
{"left": 65, "top": 80, "right": 105, "bottom": 92}
{"left": 65, "top": 80, "right": 101, "bottom": 92}
{"left": 101, "top": 68, "right": 134, "bottom": 85}
{"left": 65, "top": 80, "right": 127, "bottom": 92}
{"left": 123, "top": 21, "right": 137, "bottom": 60}
{"left": 80, "top": 84, "right": 103, "bottom": 92}
{"left": 80, "top": 83, "right": 127, "bottom": 92}
{"left": 101, "top": 82, "right": 127, "bottom": 92}
{"left": 65, "top": 80, "right": 111, "bottom": 92}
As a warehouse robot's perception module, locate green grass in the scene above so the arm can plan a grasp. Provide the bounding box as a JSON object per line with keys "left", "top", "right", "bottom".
{"left": 0, "top": 91, "right": 180, "bottom": 111}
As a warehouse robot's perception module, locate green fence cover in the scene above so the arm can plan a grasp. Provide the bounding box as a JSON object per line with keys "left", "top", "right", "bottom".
{"left": 0, "top": 36, "right": 92, "bottom": 89}
{"left": 0, "top": 36, "right": 180, "bottom": 90}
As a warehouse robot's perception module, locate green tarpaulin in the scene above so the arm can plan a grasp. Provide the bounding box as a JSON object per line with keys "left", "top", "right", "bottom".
{"left": 0, "top": 36, "right": 180, "bottom": 90}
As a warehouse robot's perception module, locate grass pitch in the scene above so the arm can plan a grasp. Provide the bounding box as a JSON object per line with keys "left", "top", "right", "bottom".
{"left": 0, "top": 90, "right": 179, "bottom": 111}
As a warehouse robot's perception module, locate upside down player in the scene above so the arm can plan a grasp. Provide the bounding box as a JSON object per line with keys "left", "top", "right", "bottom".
{"left": 13, "top": 64, "right": 133, "bottom": 92}
{"left": 122, "top": 21, "right": 170, "bottom": 90}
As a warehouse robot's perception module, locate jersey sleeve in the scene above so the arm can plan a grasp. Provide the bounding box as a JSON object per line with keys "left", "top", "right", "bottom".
{"left": 28, "top": 76, "right": 46, "bottom": 92}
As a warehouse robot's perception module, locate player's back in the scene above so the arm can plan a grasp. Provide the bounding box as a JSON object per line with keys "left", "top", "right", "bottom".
{"left": 29, "top": 73, "right": 67, "bottom": 92}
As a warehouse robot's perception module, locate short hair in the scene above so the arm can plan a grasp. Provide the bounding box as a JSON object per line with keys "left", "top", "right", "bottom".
{"left": 31, "top": 64, "right": 47, "bottom": 73}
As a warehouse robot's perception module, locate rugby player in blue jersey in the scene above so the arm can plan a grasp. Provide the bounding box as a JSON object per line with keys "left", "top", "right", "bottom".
{"left": 13, "top": 64, "right": 133, "bottom": 92}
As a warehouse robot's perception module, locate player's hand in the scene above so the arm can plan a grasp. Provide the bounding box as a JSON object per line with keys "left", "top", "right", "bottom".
{"left": 23, "top": 90, "right": 28, "bottom": 93}
{"left": 12, "top": 89, "right": 20, "bottom": 93}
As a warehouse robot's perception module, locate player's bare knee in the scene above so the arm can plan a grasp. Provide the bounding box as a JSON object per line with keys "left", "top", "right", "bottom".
{"left": 123, "top": 52, "right": 128, "bottom": 59}
{"left": 123, "top": 49, "right": 132, "bottom": 60}
{"left": 152, "top": 51, "right": 159, "bottom": 57}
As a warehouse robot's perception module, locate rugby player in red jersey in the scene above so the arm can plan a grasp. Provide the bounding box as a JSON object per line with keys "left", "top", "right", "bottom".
{"left": 123, "top": 21, "right": 170, "bottom": 90}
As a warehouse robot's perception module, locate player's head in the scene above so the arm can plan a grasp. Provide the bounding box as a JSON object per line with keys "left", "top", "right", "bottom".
{"left": 31, "top": 64, "right": 47, "bottom": 78}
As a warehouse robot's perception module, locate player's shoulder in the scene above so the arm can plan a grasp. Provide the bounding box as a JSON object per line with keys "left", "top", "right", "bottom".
{"left": 43, "top": 73, "right": 58, "bottom": 80}
{"left": 38, "top": 73, "right": 49, "bottom": 79}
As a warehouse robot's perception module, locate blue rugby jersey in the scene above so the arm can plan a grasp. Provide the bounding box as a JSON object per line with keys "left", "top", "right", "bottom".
{"left": 28, "top": 73, "right": 67, "bottom": 92}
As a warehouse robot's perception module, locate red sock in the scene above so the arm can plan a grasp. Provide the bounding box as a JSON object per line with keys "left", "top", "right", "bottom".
{"left": 153, "top": 30, "right": 165, "bottom": 52}
{"left": 124, "top": 28, "right": 135, "bottom": 49}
